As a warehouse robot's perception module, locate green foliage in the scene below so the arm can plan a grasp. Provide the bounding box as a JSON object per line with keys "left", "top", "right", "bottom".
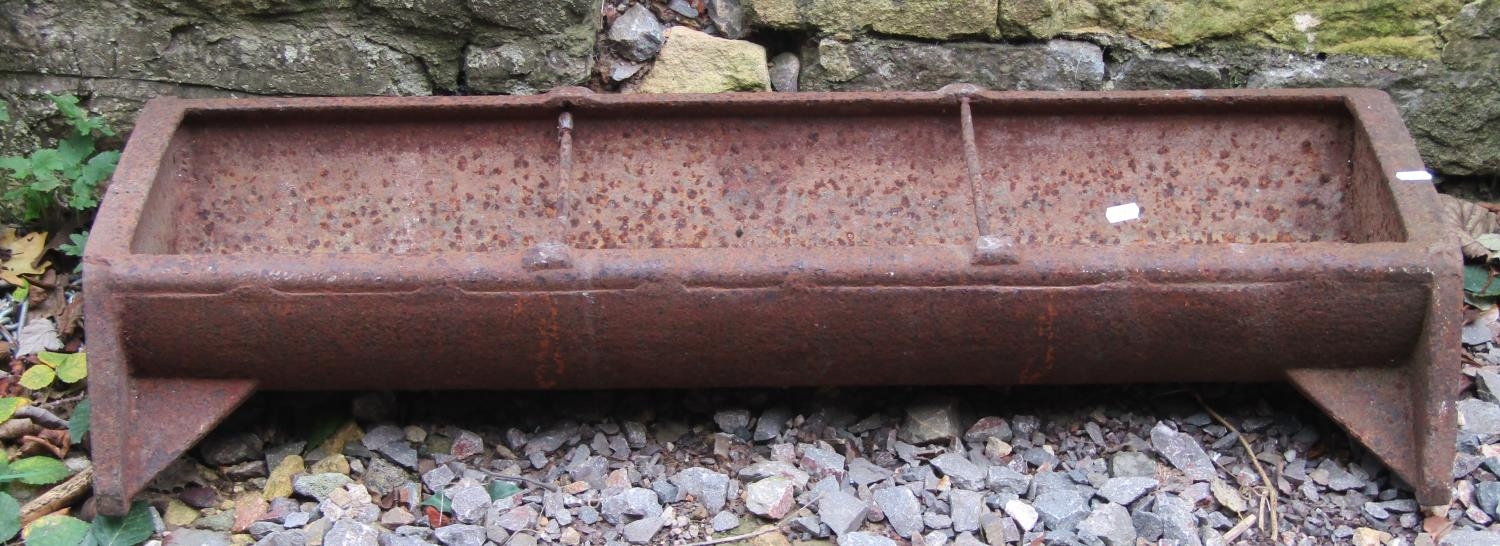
{"left": 0, "top": 95, "right": 118, "bottom": 222}
{"left": 11, "top": 281, "right": 26, "bottom": 302}
{"left": 37, "top": 352, "right": 86, "bottom": 384}
{"left": 0, "top": 492, "right": 17, "bottom": 542}
{"left": 21, "top": 352, "right": 87, "bottom": 390}
{"left": 419, "top": 491, "right": 452, "bottom": 513}
{"left": 69, "top": 398, "right": 90, "bottom": 446}
{"left": 487, "top": 481, "right": 520, "bottom": 501}
{"left": 304, "top": 413, "right": 345, "bottom": 455}
{"left": 0, "top": 398, "right": 23, "bottom": 423}
{"left": 17, "top": 365, "right": 54, "bottom": 390}
{"left": 84, "top": 501, "right": 153, "bottom": 546}
{"left": 48, "top": 95, "right": 112, "bottom": 138}
{"left": 0, "top": 457, "right": 70, "bottom": 486}
{"left": 1466, "top": 264, "right": 1500, "bottom": 308}
{"left": 25, "top": 514, "right": 89, "bottom": 546}
{"left": 59, "top": 232, "right": 86, "bottom": 258}
{"left": 1466, "top": 264, "right": 1500, "bottom": 296}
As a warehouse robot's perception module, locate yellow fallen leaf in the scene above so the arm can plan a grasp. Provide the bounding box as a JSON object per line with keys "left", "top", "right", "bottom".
{"left": 0, "top": 397, "right": 26, "bottom": 422}
{"left": 38, "top": 351, "right": 86, "bottom": 383}
{"left": 18, "top": 365, "right": 54, "bottom": 390}
{"left": 0, "top": 229, "right": 50, "bottom": 286}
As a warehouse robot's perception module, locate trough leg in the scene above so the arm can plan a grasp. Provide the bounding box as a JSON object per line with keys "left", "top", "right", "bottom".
{"left": 1288, "top": 271, "right": 1460, "bottom": 507}
{"left": 87, "top": 275, "right": 256, "bottom": 516}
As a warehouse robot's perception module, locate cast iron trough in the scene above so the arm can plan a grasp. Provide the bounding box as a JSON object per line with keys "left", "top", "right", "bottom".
{"left": 85, "top": 87, "right": 1459, "bottom": 514}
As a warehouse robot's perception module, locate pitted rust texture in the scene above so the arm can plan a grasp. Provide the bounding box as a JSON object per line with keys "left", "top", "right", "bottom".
{"left": 86, "top": 88, "right": 1460, "bottom": 514}
{"left": 171, "top": 116, "right": 561, "bottom": 254}
{"left": 567, "top": 115, "right": 970, "bottom": 249}
{"left": 974, "top": 111, "right": 1357, "bottom": 245}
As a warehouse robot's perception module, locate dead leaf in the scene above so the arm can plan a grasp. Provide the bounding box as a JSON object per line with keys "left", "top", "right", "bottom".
{"left": 423, "top": 506, "right": 449, "bottom": 527}
{"left": 0, "top": 229, "right": 50, "bottom": 285}
{"left": 1440, "top": 194, "right": 1500, "bottom": 259}
{"left": 0, "top": 417, "right": 40, "bottom": 440}
{"left": 19, "top": 434, "right": 65, "bottom": 458}
{"left": 16, "top": 319, "right": 61, "bottom": 356}
{"left": 28, "top": 288, "right": 66, "bottom": 324}
{"left": 55, "top": 297, "right": 83, "bottom": 339}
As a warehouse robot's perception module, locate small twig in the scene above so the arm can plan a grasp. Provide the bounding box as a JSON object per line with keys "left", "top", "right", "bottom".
{"left": 680, "top": 491, "right": 826, "bottom": 546}
{"left": 681, "top": 525, "right": 779, "bottom": 546}
{"left": 16, "top": 296, "right": 28, "bottom": 343}
{"left": 1222, "top": 514, "right": 1258, "bottom": 542}
{"left": 15, "top": 405, "right": 68, "bottom": 429}
{"left": 37, "top": 392, "right": 84, "bottom": 411}
{"left": 21, "top": 467, "right": 91, "bottom": 525}
{"left": 1193, "top": 392, "right": 1279, "bottom": 543}
{"left": 474, "top": 469, "right": 559, "bottom": 492}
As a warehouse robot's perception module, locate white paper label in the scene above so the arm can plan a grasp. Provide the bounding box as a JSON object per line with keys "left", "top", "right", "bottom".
{"left": 1106, "top": 203, "right": 1140, "bottom": 224}
{"left": 1396, "top": 170, "right": 1432, "bottom": 181}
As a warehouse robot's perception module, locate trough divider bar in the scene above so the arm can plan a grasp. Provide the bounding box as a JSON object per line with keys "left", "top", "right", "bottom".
{"left": 557, "top": 110, "right": 574, "bottom": 245}
{"left": 959, "top": 97, "right": 992, "bottom": 238}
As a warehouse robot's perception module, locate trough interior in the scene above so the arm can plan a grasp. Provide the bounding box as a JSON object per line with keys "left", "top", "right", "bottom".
{"left": 132, "top": 101, "right": 1401, "bottom": 255}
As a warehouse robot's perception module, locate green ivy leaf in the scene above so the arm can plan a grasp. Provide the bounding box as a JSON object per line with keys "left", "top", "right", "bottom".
{"left": 77, "top": 152, "right": 118, "bottom": 188}
{"left": 28, "top": 149, "right": 66, "bottom": 175}
{"left": 486, "top": 481, "right": 521, "bottom": 501}
{"left": 17, "top": 365, "right": 54, "bottom": 390}
{"left": 419, "top": 491, "right": 451, "bottom": 514}
{"left": 48, "top": 95, "right": 112, "bottom": 138}
{"left": 25, "top": 514, "right": 89, "bottom": 546}
{"left": 48, "top": 95, "right": 81, "bottom": 118}
{"left": 27, "top": 169, "right": 60, "bottom": 192}
{"left": 0, "top": 156, "right": 29, "bottom": 179}
{"left": 68, "top": 399, "right": 89, "bottom": 446}
{"left": 59, "top": 233, "right": 87, "bottom": 258}
{"left": 0, "top": 492, "right": 19, "bottom": 542}
{"left": 0, "top": 398, "right": 25, "bottom": 423}
{"left": 67, "top": 186, "right": 99, "bottom": 211}
{"left": 37, "top": 352, "right": 85, "bottom": 384}
{"left": 6, "top": 456, "right": 70, "bottom": 485}
{"left": 11, "top": 281, "right": 27, "bottom": 302}
{"left": 55, "top": 136, "right": 93, "bottom": 167}
{"left": 84, "top": 501, "right": 153, "bottom": 546}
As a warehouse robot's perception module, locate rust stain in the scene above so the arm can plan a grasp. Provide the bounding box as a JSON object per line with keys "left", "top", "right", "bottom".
{"left": 1019, "top": 303, "right": 1058, "bottom": 384}
{"left": 532, "top": 296, "right": 565, "bottom": 389}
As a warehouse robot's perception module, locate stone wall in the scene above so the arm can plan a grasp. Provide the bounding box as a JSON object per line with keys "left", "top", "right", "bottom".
{"left": 1, "top": 0, "right": 1497, "bottom": 179}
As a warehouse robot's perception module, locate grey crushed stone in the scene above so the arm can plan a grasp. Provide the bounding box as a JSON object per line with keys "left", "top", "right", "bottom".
{"left": 1149, "top": 422, "right": 1216, "bottom": 481}
{"left": 818, "top": 489, "right": 870, "bottom": 537}
{"left": 1097, "top": 476, "right": 1158, "bottom": 505}
{"left": 1077, "top": 503, "right": 1136, "bottom": 546}
{"left": 432, "top": 524, "right": 485, "bottom": 546}
{"left": 872, "top": 486, "right": 923, "bottom": 538}
{"left": 837, "top": 531, "right": 897, "bottom": 546}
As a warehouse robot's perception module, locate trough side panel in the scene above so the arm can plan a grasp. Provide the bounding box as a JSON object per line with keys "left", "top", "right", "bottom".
{"left": 115, "top": 281, "right": 1427, "bottom": 390}
{"left": 972, "top": 110, "right": 1364, "bottom": 245}
{"left": 565, "top": 114, "right": 975, "bottom": 249}
{"left": 1345, "top": 125, "right": 1406, "bottom": 243}
{"left": 157, "top": 116, "right": 562, "bottom": 255}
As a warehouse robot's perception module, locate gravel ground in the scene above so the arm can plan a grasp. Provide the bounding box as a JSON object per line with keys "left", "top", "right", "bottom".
{"left": 123, "top": 348, "right": 1500, "bottom": 546}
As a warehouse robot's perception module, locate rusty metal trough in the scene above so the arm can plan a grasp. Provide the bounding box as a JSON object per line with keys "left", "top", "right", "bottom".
{"left": 85, "top": 87, "right": 1459, "bottom": 514}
